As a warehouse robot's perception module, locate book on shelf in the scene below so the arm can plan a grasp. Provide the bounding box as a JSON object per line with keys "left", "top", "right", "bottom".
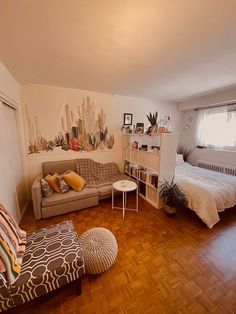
{"left": 138, "top": 168, "right": 147, "bottom": 182}
{"left": 130, "top": 165, "right": 138, "bottom": 178}
{"left": 148, "top": 173, "right": 158, "bottom": 188}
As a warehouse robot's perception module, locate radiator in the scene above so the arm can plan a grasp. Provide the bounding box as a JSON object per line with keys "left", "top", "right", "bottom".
{"left": 196, "top": 160, "right": 236, "bottom": 176}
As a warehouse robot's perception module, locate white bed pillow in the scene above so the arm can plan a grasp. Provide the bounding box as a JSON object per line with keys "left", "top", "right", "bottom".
{"left": 176, "top": 154, "right": 185, "bottom": 166}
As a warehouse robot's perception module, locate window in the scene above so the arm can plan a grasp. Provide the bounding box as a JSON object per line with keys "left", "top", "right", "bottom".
{"left": 197, "top": 106, "right": 236, "bottom": 150}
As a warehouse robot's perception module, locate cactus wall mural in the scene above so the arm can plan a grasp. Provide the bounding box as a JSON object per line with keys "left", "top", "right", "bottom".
{"left": 26, "top": 97, "right": 114, "bottom": 154}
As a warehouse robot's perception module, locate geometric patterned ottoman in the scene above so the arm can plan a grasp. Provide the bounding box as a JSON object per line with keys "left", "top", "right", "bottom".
{"left": 0, "top": 221, "right": 85, "bottom": 312}
{"left": 80, "top": 227, "right": 118, "bottom": 275}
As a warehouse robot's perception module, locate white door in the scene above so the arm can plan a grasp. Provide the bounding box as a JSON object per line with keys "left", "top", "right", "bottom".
{"left": 0, "top": 101, "right": 21, "bottom": 222}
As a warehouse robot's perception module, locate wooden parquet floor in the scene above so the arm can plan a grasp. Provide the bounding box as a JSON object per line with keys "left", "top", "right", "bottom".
{"left": 12, "top": 194, "right": 236, "bottom": 314}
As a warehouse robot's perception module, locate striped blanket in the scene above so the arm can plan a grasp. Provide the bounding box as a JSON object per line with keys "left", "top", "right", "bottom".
{"left": 0, "top": 203, "right": 26, "bottom": 285}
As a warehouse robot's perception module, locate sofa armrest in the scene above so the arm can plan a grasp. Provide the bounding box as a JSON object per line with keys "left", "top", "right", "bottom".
{"left": 31, "top": 173, "right": 43, "bottom": 220}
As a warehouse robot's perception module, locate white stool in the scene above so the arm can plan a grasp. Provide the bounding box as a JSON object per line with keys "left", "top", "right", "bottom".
{"left": 112, "top": 180, "right": 138, "bottom": 219}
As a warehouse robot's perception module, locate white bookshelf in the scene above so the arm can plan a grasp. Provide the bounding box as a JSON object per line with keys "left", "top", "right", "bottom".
{"left": 123, "top": 132, "right": 178, "bottom": 208}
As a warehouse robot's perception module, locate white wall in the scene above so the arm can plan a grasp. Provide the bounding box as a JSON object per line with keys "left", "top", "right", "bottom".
{"left": 0, "top": 62, "right": 20, "bottom": 107}
{"left": 21, "top": 84, "right": 180, "bottom": 187}
{"left": 178, "top": 89, "right": 236, "bottom": 166}
{"left": 178, "top": 85, "right": 236, "bottom": 111}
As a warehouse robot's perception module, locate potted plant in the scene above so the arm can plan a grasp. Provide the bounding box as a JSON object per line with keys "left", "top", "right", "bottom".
{"left": 146, "top": 112, "right": 159, "bottom": 134}
{"left": 159, "top": 178, "right": 187, "bottom": 215}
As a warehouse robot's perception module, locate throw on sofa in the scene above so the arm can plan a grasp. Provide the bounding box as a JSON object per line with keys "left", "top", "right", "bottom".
{"left": 31, "top": 158, "right": 132, "bottom": 219}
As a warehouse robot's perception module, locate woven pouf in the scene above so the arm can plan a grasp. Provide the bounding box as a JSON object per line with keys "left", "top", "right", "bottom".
{"left": 80, "top": 227, "right": 118, "bottom": 275}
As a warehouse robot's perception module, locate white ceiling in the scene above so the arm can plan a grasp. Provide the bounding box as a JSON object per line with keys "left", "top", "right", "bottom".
{"left": 1, "top": 0, "right": 236, "bottom": 102}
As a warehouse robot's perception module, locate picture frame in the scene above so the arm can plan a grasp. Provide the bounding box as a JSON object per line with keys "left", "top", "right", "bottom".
{"left": 124, "top": 113, "right": 133, "bottom": 126}
{"left": 135, "top": 122, "right": 144, "bottom": 134}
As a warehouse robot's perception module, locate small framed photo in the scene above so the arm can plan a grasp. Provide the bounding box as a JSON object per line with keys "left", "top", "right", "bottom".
{"left": 135, "top": 122, "right": 144, "bottom": 134}
{"left": 124, "top": 113, "right": 133, "bottom": 126}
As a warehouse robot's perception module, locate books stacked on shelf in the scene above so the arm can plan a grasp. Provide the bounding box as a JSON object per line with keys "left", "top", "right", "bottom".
{"left": 148, "top": 173, "right": 158, "bottom": 188}
{"left": 138, "top": 168, "right": 147, "bottom": 182}
{"left": 130, "top": 165, "right": 139, "bottom": 178}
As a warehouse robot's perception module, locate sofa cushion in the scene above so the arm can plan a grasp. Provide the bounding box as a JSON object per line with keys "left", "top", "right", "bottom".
{"left": 9, "top": 221, "right": 85, "bottom": 307}
{"left": 97, "top": 185, "right": 112, "bottom": 198}
{"left": 42, "top": 188, "right": 98, "bottom": 207}
{"left": 42, "top": 159, "right": 77, "bottom": 176}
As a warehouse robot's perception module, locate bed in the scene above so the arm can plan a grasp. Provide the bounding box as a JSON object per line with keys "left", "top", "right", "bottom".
{"left": 175, "top": 156, "right": 236, "bottom": 228}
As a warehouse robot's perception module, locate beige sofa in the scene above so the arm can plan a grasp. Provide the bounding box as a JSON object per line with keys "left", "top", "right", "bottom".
{"left": 31, "top": 158, "right": 132, "bottom": 219}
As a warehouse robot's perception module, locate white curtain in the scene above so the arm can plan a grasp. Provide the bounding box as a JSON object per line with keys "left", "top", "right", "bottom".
{"left": 196, "top": 106, "right": 236, "bottom": 149}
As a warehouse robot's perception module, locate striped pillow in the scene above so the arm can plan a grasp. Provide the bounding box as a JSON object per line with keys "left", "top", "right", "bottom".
{"left": 0, "top": 203, "right": 26, "bottom": 285}
{"left": 0, "top": 258, "right": 6, "bottom": 272}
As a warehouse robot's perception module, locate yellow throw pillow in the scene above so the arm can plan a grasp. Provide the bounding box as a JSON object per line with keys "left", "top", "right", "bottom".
{"left": 45, "top": 173, "right": 62, "bottom": 193}
{"left": 63, "top": 171, "right": 86, "bottom": 192}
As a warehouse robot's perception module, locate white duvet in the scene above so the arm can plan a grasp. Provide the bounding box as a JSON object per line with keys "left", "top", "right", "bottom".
{"left": 175, "top": 163, "right": 236, "bottom": 228}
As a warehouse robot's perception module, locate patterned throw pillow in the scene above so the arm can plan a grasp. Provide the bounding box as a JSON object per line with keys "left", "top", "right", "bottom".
{"left": 56, "top": 175, "right": 70, "bottom": 193}
{"left": 40, "top": 178, "right": 53, "bottom": 197}
{"left": 0, "top": 203, "right": 26, "bottom": 285}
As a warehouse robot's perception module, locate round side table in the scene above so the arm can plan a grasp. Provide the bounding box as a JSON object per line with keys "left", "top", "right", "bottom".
{"left": 112, "top": 180, "right": 138, "bottom": 219}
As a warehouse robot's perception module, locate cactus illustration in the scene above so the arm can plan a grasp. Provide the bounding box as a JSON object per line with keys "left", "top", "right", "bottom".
{"left": 61, "top": 104, "right": 73, "bottom": 133}
{"left": 61, "top": 143, "right": 70, "bottom": 151}
{"left": 77, "top": 118, "right": 87, "bottom": 147}
{"left": 26, "top": 98, "right": 115, "bottom": 154}
{"left": 47, "top": 141, "right": 55, "bottom": 152}
{"left": 39, "top": 137, "right": 48, "bottom": 150}
{"left": 97, "top": 109, "right": 106, "bottom": 133}
{"left": 78, "top": 97, "right": 96, "bottom": 134}
{"left": 72, "top": 126, "right": 78, "bottom": 139}
{"left": 28, "top": 141, "right": 40, "bottom": 154}
{"left": 107, "top": 135, "right": 114, "bottom": 149}
{"left": 54, "top": 133, "right": 65, "bottom": 146}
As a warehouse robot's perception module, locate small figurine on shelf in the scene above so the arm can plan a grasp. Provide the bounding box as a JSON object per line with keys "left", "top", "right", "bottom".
{"left": 140, "top": 144, "right": 148, "bottom": 151}
{"left": 135, "top": 123, "right": 144, "bottom": 134}
{"left": 132, "top": 141, "right": 138, "bottom": 149}
{"left": 121, "top": 125, "right": 133, "bottom": 134}
{"left": 166, "top": 116, "right": 172, "bottom": 132}
{"left": 146, "top": 112, "right": 159, "bottom": 134}
{"left": 150, "top": 145, "right": 160, "bottom": 152}
{"left": 158, "top": 115, "right": 172, "bottom": 133}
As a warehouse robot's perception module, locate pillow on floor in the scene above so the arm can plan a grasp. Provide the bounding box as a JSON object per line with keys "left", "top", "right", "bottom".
{"left": 63, "top": 171, "right": 86, "bottom": 192}
{"left": 0, "top": 203, "right": 26, "bottom": 285}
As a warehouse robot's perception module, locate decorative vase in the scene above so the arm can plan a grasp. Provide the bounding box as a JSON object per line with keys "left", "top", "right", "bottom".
{"left": 164, "top": 205, "right": 176, "bottom": 216}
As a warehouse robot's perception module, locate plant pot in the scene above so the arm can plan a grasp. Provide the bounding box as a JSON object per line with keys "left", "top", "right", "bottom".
{"left": 164, "top": 205, "right": 176, "bottom": 216}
